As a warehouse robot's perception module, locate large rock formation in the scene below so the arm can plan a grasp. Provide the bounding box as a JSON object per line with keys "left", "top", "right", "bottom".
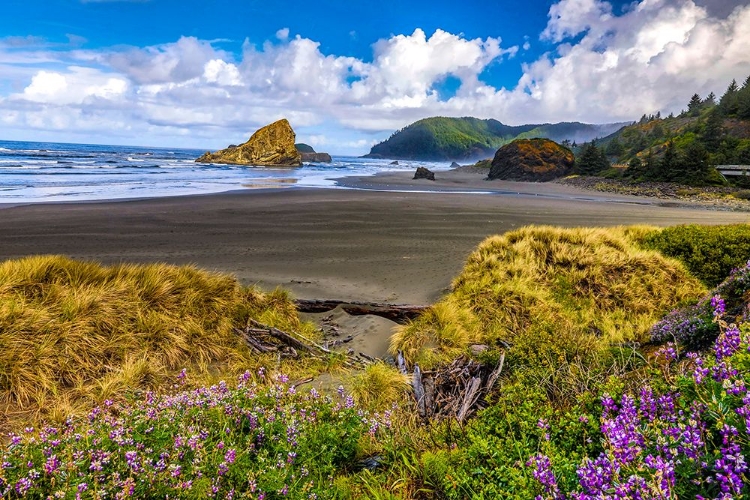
{"left": 487, "top": 139, "right": 574, "bottom": 182}
{"left": 196, "top": 119, "right": 302, "bottom": 166}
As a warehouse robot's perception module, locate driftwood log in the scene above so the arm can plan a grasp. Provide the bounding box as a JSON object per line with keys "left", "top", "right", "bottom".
{"left": 403, "top": 351, "right": 505, "bottom": 422}
{"left": 295, "top": 299, "right": 429, "bottom": 323}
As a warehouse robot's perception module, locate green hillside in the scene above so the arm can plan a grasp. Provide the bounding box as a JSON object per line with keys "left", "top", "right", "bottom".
{"left": 586, "top": 73, "right": 750, "bottom": 185}
{"left": 365, "top": 117, "right": 626, "bottom": 161}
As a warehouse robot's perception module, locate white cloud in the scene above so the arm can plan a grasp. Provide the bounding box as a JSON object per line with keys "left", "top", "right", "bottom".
{"left": 542, "top": 0, "right": 613, "bottom": 42}
{"left": 15, "top": 67, "right": 128, "bottom": 105}
{"left": 275, "top": 28, "right": 290, "bottom": 41}
{"left": 2, "top": 2, "right": 750, "bottom": 154}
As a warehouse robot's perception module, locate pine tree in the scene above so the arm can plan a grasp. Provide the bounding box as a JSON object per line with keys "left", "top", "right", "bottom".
{"left": 702, "top": 108, "right": 725, "bottom": 153}
{"left": 720, "top": 79, "right": 740, "bottom": 115}
{"left": 643, "top": 148, "right": 656, "bottom": 180}
{"left": 687, "top": 94, "right": 703, "bottom": 116}
{"left": 576, "top": 142, "right": 602, "bottom": 175}
{"left": 738, "top": 75, "right": 750, "bottom": 119}
{"left": 605, "top": 138, "right": 625, "bottom": 157}
{"left": 703, "top": 92, "right": 716, "bottom": 107}
{"left": 660, "top": 141, "right": 679, "bottom": 181}
{"left": 626, "top": 156, "right": 644, "bottom": 179}
{"left": 681, "top": 142, "right": 709, "bottom": 185}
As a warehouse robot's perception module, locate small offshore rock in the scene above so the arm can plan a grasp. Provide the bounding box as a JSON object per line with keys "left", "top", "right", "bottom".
{"left": 390, "top": 160, "right": 399, "bottom": 165}
{"left": 450, "top": 161, "right": 461, "bottom": 169}
{"left": 301, "top": 152, "right": 332, "bottom": 163}
{"left": 413, "top": 166, "right": 436, "bottom": 180}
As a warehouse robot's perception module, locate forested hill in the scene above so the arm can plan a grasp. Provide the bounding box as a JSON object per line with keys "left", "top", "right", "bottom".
{"left": 364, "top": 117, "right": 627, "bottom": 161}
{"left": 589, "top": 74, "right": 750, "bottom": 185}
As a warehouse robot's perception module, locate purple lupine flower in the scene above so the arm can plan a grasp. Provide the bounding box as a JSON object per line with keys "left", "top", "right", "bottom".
{"left": 527, "top": 454, "right": 563, "bottom": 499}
{"left": 713, "top": 426, "right": 748, "bottom": 496}
{"left": 15, "top": 477, "right": 32, "bottom": 495}
{"left": 715, "top": 324, "right": 742, "bottom": 361}
{"left": 711, "top": 295, "right": 726, "bottom": 317}
{"left": 44, "top": 455, "right": 60, "bottom": 475}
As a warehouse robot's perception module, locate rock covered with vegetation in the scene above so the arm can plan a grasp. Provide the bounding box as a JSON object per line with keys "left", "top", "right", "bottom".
{"left": 196, "top": 119, "right": 302, "bottom": 166}
{"left": 487, "top": 138, "right": 575, "bottom": 181}
{"left": 365, "top": 117, "right": 625, "bottom": 161}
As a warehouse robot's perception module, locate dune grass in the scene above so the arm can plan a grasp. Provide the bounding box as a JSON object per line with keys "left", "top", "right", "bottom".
{"left": 391, "top": 225, "right": 705, "bottom": 403}
{"left": 0, "top": 255, "right": 319, "bottom": 431}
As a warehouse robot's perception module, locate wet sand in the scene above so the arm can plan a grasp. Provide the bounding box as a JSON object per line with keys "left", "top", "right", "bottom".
{"left": 1, "top": 174, "right": 748, "bottom": 356}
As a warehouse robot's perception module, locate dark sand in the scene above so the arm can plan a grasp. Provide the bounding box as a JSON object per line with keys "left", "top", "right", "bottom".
{"left": 2, "top": 170, "right": 748, "bottom": 356}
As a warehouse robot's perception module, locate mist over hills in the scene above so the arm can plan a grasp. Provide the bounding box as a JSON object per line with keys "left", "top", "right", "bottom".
{"left": 364, "top": 117, "right": 628, "bottom": 161}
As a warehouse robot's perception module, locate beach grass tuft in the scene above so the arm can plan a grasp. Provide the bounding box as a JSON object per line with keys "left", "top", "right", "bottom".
{"left": 0, "top": 255, "right": 317, "bottom": 431}
{"left": 391, "top": 225, "right": 705, "bottom": 402}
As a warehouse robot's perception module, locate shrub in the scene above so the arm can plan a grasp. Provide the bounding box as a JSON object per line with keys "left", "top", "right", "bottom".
{"left": 639, "top": 224, "right": 750, "bottom": 287}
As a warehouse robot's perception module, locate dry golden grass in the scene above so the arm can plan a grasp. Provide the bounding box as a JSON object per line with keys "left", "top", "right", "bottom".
{"left": 0, "top": 255, "right": 318, "bottom": 431}
{"left": 350, "top": 362, "right": 411, "bottom": 412}
{"left": 391, "top": 226, "right": 705, "bottom": 395}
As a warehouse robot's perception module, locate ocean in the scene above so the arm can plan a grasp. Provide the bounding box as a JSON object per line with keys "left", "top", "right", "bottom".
{"left": 0, "top": 140, "right": 450, "bottom": 203}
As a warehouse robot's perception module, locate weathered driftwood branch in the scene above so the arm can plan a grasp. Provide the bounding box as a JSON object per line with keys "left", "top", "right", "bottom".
{"left": 412, "top": 365, "right": 426, "bottom": 418}
{"left": 397, "top": 351, "right": 408, "bottom": 375}
{"left": 457, "top": 377, "right": 482, "bottom": 423}
{"left": 405, "top": 353, "right": 506, "bottom": 422}
{"left": 295, "top": 299, "right": 429, "bottom": 323}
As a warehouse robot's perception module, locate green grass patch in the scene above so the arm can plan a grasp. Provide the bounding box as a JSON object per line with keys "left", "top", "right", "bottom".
{"left": 638, "top": 223, "right": 750, "bottom": 287}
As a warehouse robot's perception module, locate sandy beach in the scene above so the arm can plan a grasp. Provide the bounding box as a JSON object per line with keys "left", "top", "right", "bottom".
{"left": 2, "top": 171, "right": 748, "bottom": 356}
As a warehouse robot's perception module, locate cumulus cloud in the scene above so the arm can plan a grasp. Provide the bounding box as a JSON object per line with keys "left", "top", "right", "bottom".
{"left": 1, "top": 1, "right": 750, "bottom": 152}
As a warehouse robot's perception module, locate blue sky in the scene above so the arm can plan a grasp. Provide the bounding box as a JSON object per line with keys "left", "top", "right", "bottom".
{"left": 0, "top": 0, "right": 749, "bottom": 153}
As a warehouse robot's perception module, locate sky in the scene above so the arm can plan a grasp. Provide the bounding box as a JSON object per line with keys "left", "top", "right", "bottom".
{"left": 1, "top": 0, "right": 749, "bottom": 154}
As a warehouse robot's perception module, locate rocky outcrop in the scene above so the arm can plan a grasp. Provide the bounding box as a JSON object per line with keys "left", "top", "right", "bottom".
{"left": 301, "top": 152, "right": 332, "bottom": 163}
{"left": 295, "top": 144, "right": 332, "bottom": 163}
{"left": 196, "top": 119, "right": 302, "bottom": 166}
{"left": 487, "top": 139, "right": 574, "bottom": 182}
{"left": 413, "top": 166, "right": 435, "bottom": 180}
{"left": 450, "top": 162, "right": 461, "bottom": 169}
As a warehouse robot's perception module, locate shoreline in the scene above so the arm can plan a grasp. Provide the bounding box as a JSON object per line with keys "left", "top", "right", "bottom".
{"left": 2, "top": 181, "right": 749, "bottom": 356}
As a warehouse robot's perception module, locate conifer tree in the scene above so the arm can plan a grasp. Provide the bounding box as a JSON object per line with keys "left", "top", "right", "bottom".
{"left": 681, "top": 142, "right": 709, "bottom": 185}
{"left": 576, "top": 142, "right": 602, "bottom": 175}
{"left": 660, "top": 140, "right": 679, "bottom": 181}
{"left": 626, "top": 156, "right": 644, "bottom": 179}
{"left": 687, "top": 94, "right": 702, "bottom": 116}
{"left": 720, "top": 79, "right": 740, "bottom": 115}
{"left": 702, "top": 108, "right": 725, "bottom": 153}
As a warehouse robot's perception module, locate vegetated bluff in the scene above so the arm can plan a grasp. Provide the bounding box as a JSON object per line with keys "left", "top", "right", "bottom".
{"left": 196, "top": 119, "right": 302, "bottom": 166}
{"left": 487, "top": 138, "right": 575, "bottom": 181}
{"left": 365, "top": 116, "right": 627, "bottom": 161}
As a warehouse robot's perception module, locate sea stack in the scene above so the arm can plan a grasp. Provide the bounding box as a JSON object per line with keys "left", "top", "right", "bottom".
{"left": 487, "top": 139, "right": 574, "bottom": 182}
{"left": 295, "top": 143, "right": 332, "bottom": 163}
{"left": 196, "top": 119, "right": 302, "bottom": 166}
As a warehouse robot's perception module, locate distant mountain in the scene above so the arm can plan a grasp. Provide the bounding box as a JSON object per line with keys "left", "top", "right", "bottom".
{"left": 364, "top": 117, "right": 628, "bottom": 161}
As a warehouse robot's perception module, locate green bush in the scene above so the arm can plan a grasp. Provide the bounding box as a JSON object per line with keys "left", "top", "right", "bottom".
{"left": 639, "top": 224, "right": 750, "bottom": 286}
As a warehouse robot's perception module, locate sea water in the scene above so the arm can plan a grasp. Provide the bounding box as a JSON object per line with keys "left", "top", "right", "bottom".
{"left": 0, "top": 140, "right": 451, "bottom": 203}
